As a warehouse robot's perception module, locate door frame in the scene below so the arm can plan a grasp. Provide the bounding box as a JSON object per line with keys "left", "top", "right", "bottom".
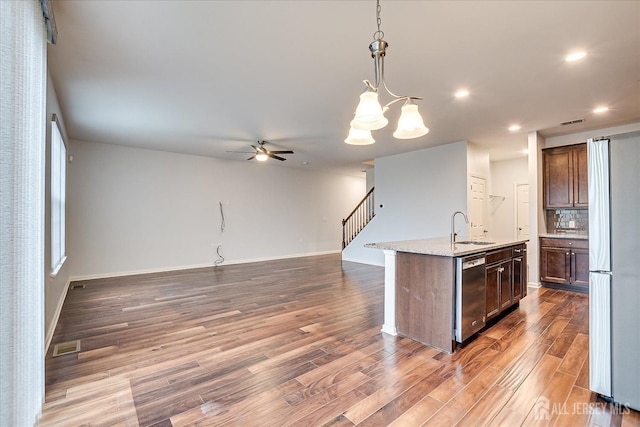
{"left": 514, "top": 182, "right": 529, "bottom": 239}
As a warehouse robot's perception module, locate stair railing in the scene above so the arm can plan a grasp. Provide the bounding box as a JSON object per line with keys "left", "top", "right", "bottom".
{"left": 342, "top": 187, "right": 375, "bottom": 249}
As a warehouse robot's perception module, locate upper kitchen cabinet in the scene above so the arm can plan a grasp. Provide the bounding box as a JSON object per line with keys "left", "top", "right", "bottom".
{"left": 543, "top": 143, "right": 588, "bottom": 209}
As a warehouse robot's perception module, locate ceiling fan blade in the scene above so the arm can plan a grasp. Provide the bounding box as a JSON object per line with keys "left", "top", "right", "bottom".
{"left": 226, "top": 150, "right": 255, "bottom": 154}
{"left": 269, "top": 150, "right": 294, "bottom": 154}
{"left": 269, "top": 154, "right": 287, "bottom": 161}
{"left": 247, "top": 155, "right": 256, "bottom": 161}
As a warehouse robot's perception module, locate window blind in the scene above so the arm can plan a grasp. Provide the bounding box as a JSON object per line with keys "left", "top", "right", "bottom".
{"left": 0, "top": 0, "right": 47, "bottom": 425}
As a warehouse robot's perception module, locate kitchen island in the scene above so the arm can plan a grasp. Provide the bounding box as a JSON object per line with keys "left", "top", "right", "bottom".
{"left": 366, "top": 236, "right": 528, "bottom": 353}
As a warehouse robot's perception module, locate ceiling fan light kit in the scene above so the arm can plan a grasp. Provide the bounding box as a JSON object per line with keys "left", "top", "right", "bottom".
{"left": 346, "top": 0, "right": 429, "bottom": 145}
{"left": 227, "top": 140, "right": 294, "bottom": 162}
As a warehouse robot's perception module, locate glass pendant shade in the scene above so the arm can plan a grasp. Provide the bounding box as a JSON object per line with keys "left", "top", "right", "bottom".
{"left": 350, "top": 91, "right": 388, "bottom": 131}
{"left": 255, "top": 153, "right": 268, "bottom": 161}
{"left": 393, "top": 102, "right": 429, "bottom": 139}
{"left": 344, "top": 127, "right": 375, "bottom": 145}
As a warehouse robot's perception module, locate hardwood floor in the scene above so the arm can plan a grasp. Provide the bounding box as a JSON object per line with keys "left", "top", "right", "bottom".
{"left": 40, "top": 254, "right": 639, "bottom": 426}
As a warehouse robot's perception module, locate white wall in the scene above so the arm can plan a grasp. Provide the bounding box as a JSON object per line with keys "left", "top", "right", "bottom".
{"left": 67, "top": 140, "right": 365, "bottom": 279}
{"left": 365, "top": 166, "right": 374, "bottom": 192}
{"left": 467, "top": 142, "right": 490, "bottom": 179}
{"left": 45, "top": 73, "right": 72, "bottom": 349}
{"left": 342, "top": 141, "right": 469, "bottom": 266}
{"left": 489, "top": 156, "right": 529, "bottom": 239}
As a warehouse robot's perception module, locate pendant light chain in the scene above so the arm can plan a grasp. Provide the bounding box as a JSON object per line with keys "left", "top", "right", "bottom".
{"left": 373, "top": 0, "right": 384, "bottom": 41}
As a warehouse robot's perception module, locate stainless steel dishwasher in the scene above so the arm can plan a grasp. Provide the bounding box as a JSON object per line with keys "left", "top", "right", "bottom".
{"left": 455, "top": 253, "right": 486, "bottom": 343}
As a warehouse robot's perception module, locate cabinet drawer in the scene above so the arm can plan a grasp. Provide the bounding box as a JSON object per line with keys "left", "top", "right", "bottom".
{"left": 512, "top": 244, "right": 526, "bottom": 256}
{"left": 486, "top": 248, "right": 513, "bottom": 265}
{"left": 540, "top": 237, "right": 588, "bottom": 249}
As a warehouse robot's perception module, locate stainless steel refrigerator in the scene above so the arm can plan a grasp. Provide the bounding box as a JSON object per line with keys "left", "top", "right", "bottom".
{"left": 588, "top": 132, "right": 640, "bottom": 411}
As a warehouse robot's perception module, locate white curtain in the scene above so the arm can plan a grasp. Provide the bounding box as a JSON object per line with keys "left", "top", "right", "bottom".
{"left": 0, "top": 0, "right": 47, "bottom": 425}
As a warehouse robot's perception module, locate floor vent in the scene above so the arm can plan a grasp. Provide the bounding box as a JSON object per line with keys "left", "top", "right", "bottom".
{"left": 52, "top": 340, "right": 81, "bottom": 357}
{"left": 70, "top": 283, "right": 85, "bottom": 290}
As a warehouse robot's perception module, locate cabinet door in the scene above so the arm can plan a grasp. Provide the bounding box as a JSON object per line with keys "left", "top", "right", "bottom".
{"left": 574, "top": 144, "right": 589, "bottom": 207}
{"left": 544, "top": 147, "right": 574, "bottom": 208}
{"left": 540, "top": 246, "right": 571, "bottom": 284}
{"left": 499, "top": 261, "right": 512, "bottom": 310}
{"left": 571, "top": 248, "right": 589, "bottom": 286}
{"left": 486, "top": 264, "right": 501, "bottom": 320}
{"left": 512, "top": 257, "right": 524, "bottom": 302}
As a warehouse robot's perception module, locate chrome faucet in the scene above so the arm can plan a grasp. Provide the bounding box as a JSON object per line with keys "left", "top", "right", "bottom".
{"left": 451, "top": 211, "right": 469, "bottom": 243}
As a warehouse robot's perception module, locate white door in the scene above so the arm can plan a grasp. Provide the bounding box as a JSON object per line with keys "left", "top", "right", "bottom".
{"left": 516, "top": 183, "right": 529, "bottom": 239}
{"left": 468, "top": 176, "right": 486, "bottom": 239}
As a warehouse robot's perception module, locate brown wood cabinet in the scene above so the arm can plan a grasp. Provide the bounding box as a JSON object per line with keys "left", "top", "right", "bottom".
{"left": 512, "top": 245, "right": 527, "bottom": 301}
{"left": 543, "top": 143, "right": 588, "bottom": 209}
{"left": 540, "top": 237, "right": 589, "bottom": 292}
{"left": 486, "top": 243, "right": 527, "bottom": 321}
{"left": 395, "top": 242, "right": 528, "bottom": 352}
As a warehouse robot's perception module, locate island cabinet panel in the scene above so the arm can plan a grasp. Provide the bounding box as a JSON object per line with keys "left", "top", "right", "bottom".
{"left": 485, "top": 264, "right": 501, "bottom": 320}
{"left": 486, "top": 260, "right": 512, "bottom": 321}
{"left": 499, "top": 261, "right": 513, "bottom": 310}
{"left": 485, "top": 244, "right": 526, "bottom": 321}
{"left": 512, "top": 250, "right": 526, "bottom": 302}
{"left": 395, "top": 252, "right": 455, "bottom": 353}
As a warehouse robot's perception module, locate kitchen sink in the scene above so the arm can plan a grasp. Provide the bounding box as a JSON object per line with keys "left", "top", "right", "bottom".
{"left": 455, "top": 240, "right": 496, "bottom": 245}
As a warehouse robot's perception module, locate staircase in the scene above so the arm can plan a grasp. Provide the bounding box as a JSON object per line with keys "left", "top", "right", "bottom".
{"left": 342, "top": 187, "right": 375, "bottom": 249}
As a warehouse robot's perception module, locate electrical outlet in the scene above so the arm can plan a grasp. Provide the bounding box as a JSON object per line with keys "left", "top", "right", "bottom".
{"left": 569, "top": 220, "right": 576, "bottom": 228}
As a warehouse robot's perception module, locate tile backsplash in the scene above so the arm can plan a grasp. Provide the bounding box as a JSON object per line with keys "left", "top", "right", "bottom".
{"left": 546, "top": 208, "right": 589, "bottom": 233}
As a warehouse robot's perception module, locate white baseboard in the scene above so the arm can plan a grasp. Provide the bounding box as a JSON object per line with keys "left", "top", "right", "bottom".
{"left": 221, "top": 250, "right": 341, "bottom": 266}
{"left": 341, "top": 256, "right": 385, "bottom": 267}
{"left": 69, "top": 250, "right": 343, "bottom": 282}
{"left": 527, "top": 282, "right": 542, "bottom": 288}
{"left": 69, "top": 262, "right": 215, "bottom": 282}
{"left": 45, "top": 278, "right": 71, "bottom": 353}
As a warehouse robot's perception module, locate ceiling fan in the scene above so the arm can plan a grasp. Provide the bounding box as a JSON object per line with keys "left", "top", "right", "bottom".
{"left": 227, "top": 140, "right": 294, "bottom": 162}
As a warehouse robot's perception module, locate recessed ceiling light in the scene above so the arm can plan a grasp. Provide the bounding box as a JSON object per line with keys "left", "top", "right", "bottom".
{"left": 566, "top": 51, "right": 587, "bottom": 62}
{"left": 508, "top": 125, "right": 521, "bottom": 132}
{"left": 455, "top": 89, "right": 469, "bottom": 98}
{"left": 593, "top": 106, "right": 609, "bottom": 113}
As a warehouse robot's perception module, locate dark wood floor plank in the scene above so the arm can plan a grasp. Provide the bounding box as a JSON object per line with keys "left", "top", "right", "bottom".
{"left": 343, "top": 355, "right": 443, "bottom": 424}
{"left": 488, "top": 353, "right": 562, "bottom": 426}
{"left": 521, "top": 370, "right": 576, "bottom": 426}
{"left": 39, "top": 254, "right": 639, "bottom": 426}
{"left": 422, "top": 366, "right": 503, "bottom": 426}
{"left": 356, "top": 371, "right": 446, "bottom": 426}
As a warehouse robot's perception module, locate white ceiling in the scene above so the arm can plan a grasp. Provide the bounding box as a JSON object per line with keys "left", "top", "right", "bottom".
{"left": 48, "top": 1, "right": 640, "bottom": 175}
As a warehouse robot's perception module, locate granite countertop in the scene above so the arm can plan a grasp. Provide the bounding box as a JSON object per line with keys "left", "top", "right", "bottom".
{"left": 364, "top": 236, "right": 529, "bottom": 257}
{"left": 539, "top": 233, "right": 589, "bottom": 240}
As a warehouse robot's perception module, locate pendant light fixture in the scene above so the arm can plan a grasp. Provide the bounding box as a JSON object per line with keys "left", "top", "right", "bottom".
{"left": 345, "top": 0, "right": 429, "bottom": 145}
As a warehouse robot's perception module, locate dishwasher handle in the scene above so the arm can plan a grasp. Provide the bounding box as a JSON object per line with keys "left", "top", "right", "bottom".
{"left": 462, "top": 257, "right": 486, "bottom": 269}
